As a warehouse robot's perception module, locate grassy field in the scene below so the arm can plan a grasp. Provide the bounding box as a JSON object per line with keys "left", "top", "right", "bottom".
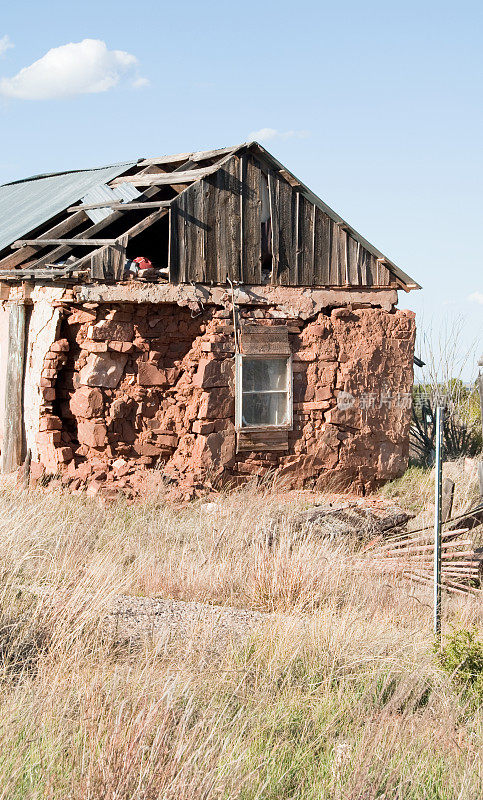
{"left": 0, "top": 467, "right": 483, "bottom": 799}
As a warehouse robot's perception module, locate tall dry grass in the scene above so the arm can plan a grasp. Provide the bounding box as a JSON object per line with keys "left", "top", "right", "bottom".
{"left": 0, "top": 472, "right": 482, "bottom": 797}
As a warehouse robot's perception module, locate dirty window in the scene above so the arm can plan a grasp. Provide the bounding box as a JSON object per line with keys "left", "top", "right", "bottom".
{"left": 236, "top": 356, "right": 292, "bottom": 428}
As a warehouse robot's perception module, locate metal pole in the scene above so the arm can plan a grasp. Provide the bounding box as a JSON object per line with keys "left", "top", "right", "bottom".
{"left": 433, "top": 406, "right": 444, "bottom": 639}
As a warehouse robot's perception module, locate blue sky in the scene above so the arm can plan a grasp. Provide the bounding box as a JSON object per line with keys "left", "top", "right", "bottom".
{"left": 0, "top": 0, "right": 482, "bottom": 377}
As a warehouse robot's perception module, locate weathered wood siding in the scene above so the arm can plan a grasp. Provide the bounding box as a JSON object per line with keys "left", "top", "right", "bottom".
{"left": 169, "top": 154, "right": 395, "bottom": 287}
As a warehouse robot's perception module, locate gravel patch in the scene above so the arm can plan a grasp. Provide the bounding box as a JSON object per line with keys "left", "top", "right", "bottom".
{"left": 106, "top": 596, "right": 273, "bottom": 653}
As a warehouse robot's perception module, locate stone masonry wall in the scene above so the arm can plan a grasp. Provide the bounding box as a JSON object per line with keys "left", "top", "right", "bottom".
{"left": 34, "top": 298, "right": 415, "bottom": 498}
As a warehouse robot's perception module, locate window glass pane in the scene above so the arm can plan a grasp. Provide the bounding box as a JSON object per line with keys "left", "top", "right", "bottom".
{"left": 242, "top": 392, "right": 289, "bottom": 427}
{"left": 242, "top": 358, "right": 288, "bottom": 392}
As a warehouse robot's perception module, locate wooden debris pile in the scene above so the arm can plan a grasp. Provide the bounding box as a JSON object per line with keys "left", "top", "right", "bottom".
{"left": 363, "top": 527, "right": 483, "bottom": 596}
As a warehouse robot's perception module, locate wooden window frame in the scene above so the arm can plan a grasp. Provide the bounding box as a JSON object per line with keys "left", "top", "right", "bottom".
{"left": 235, "top": 353, "right": 293, "bottom": 432}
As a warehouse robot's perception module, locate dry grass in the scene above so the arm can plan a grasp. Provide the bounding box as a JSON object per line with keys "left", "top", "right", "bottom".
{"left": 0, "top": 471, "right": 482, "bottom": 798}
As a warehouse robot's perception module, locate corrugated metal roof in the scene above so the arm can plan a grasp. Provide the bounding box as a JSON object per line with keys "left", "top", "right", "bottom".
{"left": 0, "top": 161, "right": 137, "bottom": 254}
{"left": 80, "top": 182, "right": 141, "bottom": 224}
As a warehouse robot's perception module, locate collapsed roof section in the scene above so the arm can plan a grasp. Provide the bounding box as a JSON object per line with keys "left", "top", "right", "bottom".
{"left": 0, "top": 143, "right": 420, "bottom": 291}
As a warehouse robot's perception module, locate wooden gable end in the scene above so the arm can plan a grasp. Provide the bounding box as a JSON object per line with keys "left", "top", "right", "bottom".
{"left": 168, "top": 154, "right": 396, "bottom": 288}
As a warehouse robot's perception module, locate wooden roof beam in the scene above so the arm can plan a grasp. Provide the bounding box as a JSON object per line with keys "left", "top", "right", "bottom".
{"left": 111, "top": 166, "right": 218, "bottom": 187}
{"left": 66, "top": 200, "right": 172, "bottom": 213}
{"left": 13, "top": 238, "right": 116, "bottom": 248}
{"left": 138, "top": 145, "right": 237, "bottom": 168}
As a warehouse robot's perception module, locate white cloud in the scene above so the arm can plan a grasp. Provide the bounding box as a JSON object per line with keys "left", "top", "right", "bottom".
{"left": 248, "top": 127, "right": 310, "bottom": 142}
{"left": 131, "top": 76, "right": 150, "bottom": 89}
{"left": 468, "top": 291, "right": 483, "bottom": 305}
{"left": 0, "top": 38, "right": 146, "bottom": 100}
{"left": 0, "top": 35, "right": 13, "bottom": 58}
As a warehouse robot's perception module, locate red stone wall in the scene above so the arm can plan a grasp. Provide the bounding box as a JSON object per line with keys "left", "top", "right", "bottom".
{"left": 34, "top": 300, "right": 415, "bottom": 497}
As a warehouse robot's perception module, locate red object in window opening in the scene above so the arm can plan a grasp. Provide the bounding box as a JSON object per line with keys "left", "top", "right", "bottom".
{"left": 133, "top": 257, "right": 153, "bottom": 271}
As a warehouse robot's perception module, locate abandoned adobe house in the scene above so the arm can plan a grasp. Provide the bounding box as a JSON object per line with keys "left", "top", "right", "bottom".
{"left": 0, "top": 142, "right": 420, "bottom": 497}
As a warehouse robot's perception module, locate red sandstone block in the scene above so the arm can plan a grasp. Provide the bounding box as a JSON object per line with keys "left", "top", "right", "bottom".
{"left": 70, "top": 386, "right": 104, "bottom": 419}
{"left": 314, "top": 386, "right": 332, "bottom": 401}
{"left": 293, "top": 350, "right": 316, "bottom": 362}
{"left": 293, "top": 401, "right": 330, "bottom": 412}
{"left": 197, "top": 388, "right": 234, "bottom": 420}
{"left": 36, "top": 430, "right": 61, "bottom": 446}
{"left": 56, "top": 447, "right": 73, "bottom": 463}
{"left": 39, "top": 416, "right": 62, "bottom": 432}
{"left": 89, "top": 319, "right": 134, "bottom": 342}
{"left": 50, "top": 339, "right": 69, "bottom": 352}
{"left": 136, "top": 443, "right": 167, "bottom": 457}
{"left": 193, "top": 358, "right": 232, "bottom": 389}
{"left": 40, "top": 378, "right": 54, "bottom": 388}
{"left": 41, "top": 388, "right": 56, "bottom": 401}
{"left": 153, "top": 433, "right": 178, "bottom": 448}
{"left": 77, "top": 419, "right": 107, "bottom": 449}
{"left": 192, "top": 420, "right": 215, "bottom": 434}
{"left": 67, "top": 309, "right": 97, "bottom": 325}
{"left": 109, "top": 341, "right": 134, "bottom": 353}
{"left": 137, "top": 362, "right": 167, "bottom": 387}
{"left": 81, "top": 339, "right": 108, "bottom": 353}
{"left": 42, "top": 368, "right": 57, "bottom": 379}
{"left": 133, "top": 338, "right": 149, "bottom": 351}
{"left": 201, "top": 342, "right": 234, "bottom": 354}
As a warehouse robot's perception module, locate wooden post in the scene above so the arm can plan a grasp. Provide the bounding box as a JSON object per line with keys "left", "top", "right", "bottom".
{"left": 442, "top": 477, "right": 455, "bottom": 523}
{"left": 1, "top": 301, "right": 27, "bottom": 473}
{"left": 434, "top": 406, "right": 444, "bottom": 640}
{"left": 478, "top": 364, "right": 483, "bottom": 500}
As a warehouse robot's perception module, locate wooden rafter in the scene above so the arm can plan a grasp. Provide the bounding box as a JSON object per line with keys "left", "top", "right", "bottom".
{"left": 13, "top": 238, "right": 116, "bottom": 248}
{"left": 138, "top": 145, "right": 236, "bottom": 168}
{"left": 67, "top": 200, "right": 171, "bottom": 213}
{"left": 111, "top": 166, "right": 218, "bottom": 187}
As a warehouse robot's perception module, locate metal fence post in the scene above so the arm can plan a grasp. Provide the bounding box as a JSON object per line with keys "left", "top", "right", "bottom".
{"left": 434, "top": 406, "right": 444, "bottom": 640}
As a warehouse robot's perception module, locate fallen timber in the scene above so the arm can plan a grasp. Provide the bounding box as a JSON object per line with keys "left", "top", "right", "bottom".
{"left": 363, "top": 525, "right": 483, "bottom": 596}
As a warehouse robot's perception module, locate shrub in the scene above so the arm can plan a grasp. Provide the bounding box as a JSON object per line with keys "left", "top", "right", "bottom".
{"left": 438, "top": 627, "right": 483, "bottom": 704}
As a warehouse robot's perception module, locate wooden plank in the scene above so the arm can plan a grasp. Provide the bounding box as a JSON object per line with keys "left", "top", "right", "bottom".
{"left": 240, "top": 155, "right": 262, "bottom": 284}
{"left": 295, "top": 191, "right": 301, "bottom": 284}
{"left": 174, "top": 194, "right": 187, "bottom": 283}
{"left": 237, "top": 429, "right": 288, "bottom": 453}
{"left": 111, "top": 167, "right": 217, "bottom": 187}
{"left": 329, "top": 221, "right": 345, "bottom": 284}
{"left": 347, "top": 235, "right": 361, "bottom": 285}
{"left": 442, "top": 478, "right": 455, "bottom": 523}
{"left": 90, "top": 234, "right": 128, "bottom": 281}
{"left": 67, "top": 201, "right": 171, "bottom": 212}
{"left": 211, "top": 157, "right": 241, "bottom": 283}
{"left": 240, "top": 324, "right": 290, "bottom": 356}
{"left": 184, "top": 179, "right": 206, "bottom": 282}
{"left": 299, "top": 194, "right": 315, "bottom": 286}
{"left": 313, "top": 207, "right": 331, "bottom": 285}
{"left": 376, "top": 258, "right": 392, "bottom": 286}
{"left": 268, "top": 170, "right": 279, "bottom": 285}
{"left": 226, "top": 156, "right": 242, "bottom": 282}
{"left": 1, "top": 302, "right": 26, "bottom": 473}
{"left": 269, "top": 171, "right": 296, "bottom": 285}
{"left": 138, "top": 145, "right": 236, "bottom": 167}
{"left": 203, "top": 173, "right": 218, "bottom": 283}
{"left": 168, "top": 207, "right": 178, "bottom": 283}
{"left": 13, "top": 238, "right": 115, "bottom": 248}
